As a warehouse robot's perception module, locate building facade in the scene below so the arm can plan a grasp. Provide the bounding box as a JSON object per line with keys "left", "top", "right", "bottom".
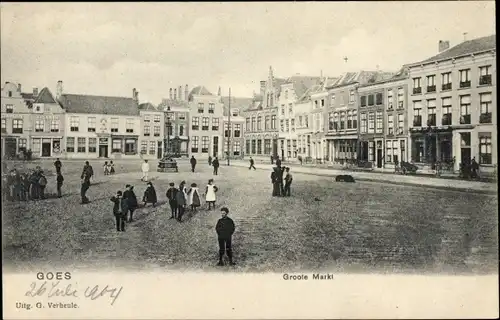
{"left": 407, "top": 35, "right": 496, "bottom": 172}
{"left": 139, "top": 102, "right": 165, "bottom": 159}
{"left": 295, "top": 97, "right": 313, "bottom": 160}
{"left": 158, "top": 90, "right": 191, "bottom": 158}
{"left": 58, "top": 84, "right": 142, "bottom": 159}
{"left": 221, "top": 96, "right": 252, "bottom": 160}
{"left": 187, "top": 86, "right": 224, "bottom": 159}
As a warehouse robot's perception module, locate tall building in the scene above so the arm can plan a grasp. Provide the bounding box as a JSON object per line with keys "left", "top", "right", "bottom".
{"left": 407, "top": 35, "right": 496, "bottom": 172}
{"left": 187, "top": 86, "right": 224, "bottom": 158}
{"left": 243, "top": 66, "right": 285, "bottom": 161}
{"left": 139, "top": 102, "right": 165, "bottom": 159}
{"left": 220, "top": 96, "right": 252, "bottom": 160}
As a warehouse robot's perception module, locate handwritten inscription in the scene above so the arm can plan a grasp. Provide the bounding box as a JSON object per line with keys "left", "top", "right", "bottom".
{"left": 25, "top": 281, "right": 123, "bottom": 306}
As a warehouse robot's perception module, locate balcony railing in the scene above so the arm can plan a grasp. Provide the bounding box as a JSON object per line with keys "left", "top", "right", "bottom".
{"left": 441, "top": 114, "right": 452, "bottom": 126}
{"left": 459, "top": 80, "right": 471, "bottom": 88}
{"left": 442, "top": 83, "right": 452, "bottom": 91}
{"left": 413, "top": 87, "right": 422, "bottom": 94}
{"left": 427, "top": 115, "right": 436, "bottom": 126}
{"left": 479, "top": 112, "right": 492, "bottom": 124}
{"left": 426, "top": 85, "right": 436, "bottom": 93}
{"left": 413, "top": 116, "right": 422, "bottom": 127}
{"left": 479, "top": 75, "right": 492, "bottom": 86}
{"left": 460, "top": 114, "right": 471, "bottom": 125}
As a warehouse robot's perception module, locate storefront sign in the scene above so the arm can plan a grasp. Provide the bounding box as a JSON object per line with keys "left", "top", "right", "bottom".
{"left": 99, "top": 138, "right": 109, "bottom": 145}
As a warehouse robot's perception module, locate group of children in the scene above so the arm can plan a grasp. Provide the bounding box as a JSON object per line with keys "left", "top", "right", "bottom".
{"left": 103, "top": 161, "right": 116, "bottom": 175}
{"left": 2, "top": 166, "right": 64, "bottom": 202}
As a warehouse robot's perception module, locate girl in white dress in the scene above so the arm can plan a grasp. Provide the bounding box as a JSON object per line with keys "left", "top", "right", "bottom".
{"left": 205, "top": 179, "right": 218, "bottom": 210}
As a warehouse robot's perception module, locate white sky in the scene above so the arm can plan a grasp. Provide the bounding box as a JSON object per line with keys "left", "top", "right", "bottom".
{"left": 1, "top": 2, "right": 495, "bottom": 104}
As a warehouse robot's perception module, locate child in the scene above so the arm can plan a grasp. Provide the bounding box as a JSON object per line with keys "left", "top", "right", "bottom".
{"left": 187, "top": 183, "right": 201, "bottom": 212}
{"left": 142, "top": 181, "right": 157, "bottom": 207}
{"left": 56, "top": 172, "right": 64, "bottom": 198}
{"left": 166, "top": 182, "right": 178, "bottom": 219}
{"left": 110, "top": 191, "right": 127, "bottom": 232}
{"left": 109, "top": 161, "right": 115, "bottom": 174}
{"left": 103, "top": 161, "right": 110, "bottom": 175}
{"left": 205, "top": 179, "right": 218, "bottom": 210}
{"left": 38, "top": 171, "right": 48, "bottom": 200}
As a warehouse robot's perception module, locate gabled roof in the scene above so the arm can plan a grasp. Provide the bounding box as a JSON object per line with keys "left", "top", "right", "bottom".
{"left": 283, "top": 75, "right": 322, "bottom": 100}
{"left": 157, "top": 99, "right": 189, "bottom": 111}
{"left": 139, "top": 102, "right": 157, "bottom": 111}
{"left": 359, "top": 66, "right": 409, "bottom": 88}
{"left": 34, "top": 87, "right": 57, "bottom": 104}
{"left": 58, "top": 94, "right": 139, "bottom": 116}
{"left": 327, "top": 71, "right": 394, "bottom": 89}
{"left": 188, "top": 86, "right": 213, "bottom": 101}
{"left": 220, "top": 96, "right": 254, "bottom": 115}
{"left": 414, "top": 35, "right": 496, "bottom": 65}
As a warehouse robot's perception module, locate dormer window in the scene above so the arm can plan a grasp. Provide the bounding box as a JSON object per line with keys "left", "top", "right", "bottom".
{"left": 33, "top": 103, "right": 44, "bottom": 113}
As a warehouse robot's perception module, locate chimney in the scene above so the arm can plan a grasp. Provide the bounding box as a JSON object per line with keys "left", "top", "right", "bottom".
{"left": 169, "top": 88, "right": 173, "bottom": 100}
{"left": 134, "top": 90, "right": 139, "bottom": 102}
{"left": 218, "top": 86, "right": 221, "bottom": 96}
{"left": 33, "top": 87, "right": 38, "bottom": 96}
{"left": 185, "top": 84, "right": 188, "bottom": 101}
{"left": 174, "top": 88, "right": 177, "bottom": 100}
{"left": 439, "top": 40, "right": 450, "bottom": 53}
{"left": 178, "top": 86, "right": 182, "bottom": 101}
{"left": 132, "top": 88, "right": 137, "bottom": 99}
{"left": 17, "top": 83, "right": 22, "bottom": 92}
{"left": 56, "top": 80, "right": 63, "bottom": 99}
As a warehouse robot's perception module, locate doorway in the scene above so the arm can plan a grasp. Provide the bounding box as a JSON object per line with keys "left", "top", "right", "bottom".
{"left": 461, "top": 148, "right": 471, "bottom": 165}
{"left": 157, "top": 141, "right": 163, "bottom": 159}
{"left": 99, "top": 145, "right": 109, "bottom": 158}
{"left": 5, "top": 138, "right": 17, "bottom": 158}
{"left": 42, "top": 142, "right": 51, "bottom": 157}
{"left": 213, "top": 136, "right": 219, "bottom": 157}
{"left": 376, "top": 149, "right": 383, "bottom": 168}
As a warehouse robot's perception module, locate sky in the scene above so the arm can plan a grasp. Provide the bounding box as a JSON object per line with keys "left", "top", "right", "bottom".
{"left": 1, "top": 2, "right": 496, "bottom": 105}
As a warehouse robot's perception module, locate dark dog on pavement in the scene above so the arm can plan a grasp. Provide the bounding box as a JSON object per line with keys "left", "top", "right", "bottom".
{"left": 335, "top": 175, "right": 355, "bottom": 182}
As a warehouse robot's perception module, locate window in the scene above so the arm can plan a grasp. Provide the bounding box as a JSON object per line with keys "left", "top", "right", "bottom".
{"left": 340, "top": 112, "right": 345, "bottom": 130}
{"left": 360, "top": 96, "right": 366, "bottom": 107}
{"left": 234, "top": 124, "right": 241, "bottom": 137}
{"left": 141, "top": 141, "right": 148, "bottom": 154}
{"left": 286, "top": 119, "right": 290, "bottom": 132}
{"left": 460, "top": 95, "right": 471, "bottom": 124}
{"left": 375, "top": 93, "right": 383, "bottom": 105}
{"left": 246, "top": 118, "right": 250, "bottom": 131}
{"left": 66, "top": 137, "right": 75, "bottom": 152}
{"left": 233, "top": 141, "right": 241, "bottom": 155}
{"left": 192, "top": 117, "right": 199, "bottom": 130}
{"left": 328, "top": 112, "right": 335, "bottom": 131}
{"left": 179, "top": 125, "right": 184, "bottom": 136}
{"left": 154, "top": 125, "right": 160, "bottom": 136}
{"left": 413, "top": 101, "right": 422, "bottom": 127}
{"left": 251, "top": 140, "right": 256, "bottom": 154}
{"left": 479, "top": 66, "right": 492, "bottom": 85}
{"left": 387, "top": 89, "right": 393, "bottom": 109}
{"left": 345, "top": 111, "right": 352, "bottom": 129}
{"left": 77, "top": 137, "right": 86, "bottom": 153}
{"left": 192, "top": 136, "right": 199, "bottom": 153}
{"left": 298, "top": 116, "right": 303, "bottom": 127}
{"left": 144, "top": 126, "right": 151, "bottom": 136}
{"left": 211, "top": 118, "right": 219, "bottom": 131}
{"left": 442, "top": 97, "right": 452, "bottom": 125}
{"left": 386, "top": 140, "right": 398, "bottom": 163}
{"left": 112, "top": 139, "right": 122, "bottom": 153}
{"left": 360, "top": 113, "right": 367, "bottom": 134}
{"left": 1, "top": 118, "right": 6, "bottom": 133}
{"left": 271, "top": 115, "right": 277, "bottom": 129}
{"left": 284, "top": 90, "right": 288, "bottom": 99}
{"left": 12, "top": 119, "right": 23, "bottom": 133}
{"left": 88, "top": 117, "right": 96, "bottom": 132}
{"left": 246, "top": 140, "right": 250, "bottom": 154}
{"left": 18, "top": 138, "right": 27, "bottom": 149}
{"left": 125, "top": 139, "right": 136, "bottom": 154}
{"left": 368, "top": 94, "right": 375, "bottom": 106}
{"left": 32, "top": 138, "right": 41, "bottom": 154}
{"left": 149, "top": 141, "right": 156, "bottom": 155}
{"left": 479, "top": 93, "right": 492, "bottom": 123}
{"left": 224, "top": 123, "right": 230, "bottom": 137}
{"left": 315, "top": 113, "right": 320, "bottom": 132}
{"left": 257, "top": 139, "right": 262, "bottom": 154}
{"left": 264, "top": 139, "right": 271, "bottom": 155}
{"left": 201, "top": 136, "right": 209, "bottom": 153}
{"left": 349, "top": 90, "right": 355, "bottom": 103}
{"left": 352, "top": 110, "right": 357, "bottom": 129}
{"left": 201, "top": 117, "right": 209, "bottom": 130}
{"left": 144, "top": 115, "right": 151, "bottom": 123}
{"left": 479, "top": 134, "right": 492, "bottom": 164}
{"left": 314, "top": 101, "right": 318, "bottom": 109}
{"left": 111, "top": 118, "right": 119, "bottom": 132}
{"left": 442, "top": 72, "right": 452, "bottom": 90}
{"left": 289, "top": 103, "right": 293, "bottom": 113}
{"left": 70, "top": 116, "right": 79, "bottom": 132}
{"left": 198, "top": 103, "right": 204, "bottom": 113}
{"left": 125, "top": 119, "right": 134, "bottom": 133}
{"left": 376, "top": 111, "right": 383, "bottom": 133}
{"left": 426, "top": 75, "right": 436, "bottom": 92}
{"left": 208, "top": 103, "right": 215, "bottom": 114}
{"left": 412, "top": 77, "right": 422, "bottom": 94}
{"left": 89, "top": 138, "right": 97, "bottom": 153}
{"left": 330, "top": 94, "right": 336, "bottom": 104}
{"left": 6, "top": 104, "right": 13, "bottom": 113}
{"left": 178, "top": 113, "right": 186, "bottom": 121}
{"left": 368, "top": 112, "right": 375, "bottom": 133}
{"left": 281, "top": 105, "right": 285, "bottom": 115}
{"left": 265, "top": 116, "right": 270, "bottom": 130}
{"left": 397, "top": 88, "right": 404, "bottom": 109}
{"left": 427, "top": 99, "right": 436, "bottom": 126}
{"left": 459, "top": 69, "right": 471, "bottom": 88}
{"left": 304, "top": 115, "right": 308, "bottom": 128}
{"left": 368, "top": 141, "right": 375, "bottom": 162}
{"left": 153, "top": 114, "right": 160, "bottom": 122}
{"left": 397, "top": 114, "right": 404, "bottom": 135}
{"left": 51, "top": 119, "right": 59, "bottom": 132}
{"left": 387, "top": 114, "right": 394, "bottom": 135}
{"left": 257, "top": 116, "right": 262, "bottom": 130}
{"left": 280, "top": 120, "right": 284, "bottom": 132}
{"left": 35, "top": 119, "right": 44, "bottom": 132}
{"left": 251, "top": 117, "right": 256, "bottom": 131}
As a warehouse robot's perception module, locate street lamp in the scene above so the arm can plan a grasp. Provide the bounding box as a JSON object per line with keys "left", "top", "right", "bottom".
{"left": 165, "top": 106, "right": 173, "bottom": 158}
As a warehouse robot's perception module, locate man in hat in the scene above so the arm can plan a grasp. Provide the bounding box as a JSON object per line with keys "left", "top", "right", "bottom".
{"left": 215, "top": 207, "right": 236, "bottom": 266}
{"left": 190, "top": 155, "right": 197, "bottom": 173}
{"left": 123, "top": 184, "right": 138, "bottom": 222}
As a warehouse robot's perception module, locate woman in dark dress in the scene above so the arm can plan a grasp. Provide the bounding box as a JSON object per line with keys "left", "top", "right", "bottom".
{"left": 142, "top": 182, "right": 158, "bottom": 207}
{"left": 271, "top": 167, "right": 281, "bottom": 197}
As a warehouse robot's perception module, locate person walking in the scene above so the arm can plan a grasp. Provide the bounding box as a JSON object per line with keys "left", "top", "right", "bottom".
{"left": 103, "top": 161, "right": 110, "bottom": 175}
{"left": 249, "top": 157, "right": 256, "bottom": 170}
{"left": 208, "top": 155, "right": 213, "bottom": 166}
{"left": 212, "top": 156, "right": 220, "bottom": 175}
{"left": 123, "top": 184, "right": 138, "bottom": 222}
{"left": 80, "top": 168, "right": 92, "bottom": 204}
{"left": 215, "top": 207, "right": 236, "bottom": 266}
{"left": 54, "top": 158, "right": 62, "bottom": 175}
{"left": 275, "top": 156, "right": 282, "bottom": 168}
{"left": 142, "top": 181, "right": 157, "bottom": 207}
{"left": 110, "top": 190, "right": 127, "bottom": 232}
{"left": 56, "top": 172, "right": 64, "bottom": 198}
{"left": 190, "top": 156, "right": 197, "bottom": 172}
{"left": 166, "top": 182, "right": 178, "bottom": 219}
{"left": 283, "top": 167, "right": 293, "bottom": 197}
{"left": 82, "top": 161, "right": 94, "bottom": 184}
{"left": 205, "top": 179, "right": 218, "bottom": 210}
{"left": 141, "top": 159, "right": 150, "bottom": 182}
{"left": 109, "top": 161, "right": 115, "bottom": 174}
{"left": 187, "top": 183, "right": 201, "bottom": 212}
{"left": 471, "top": 157, "right": 479, "bottom": 179}
{"left": 38, "top": 171, "right": 48, "bottom": 200}
{"left": 176, "top": 183, "right": 186, "bottom": 222}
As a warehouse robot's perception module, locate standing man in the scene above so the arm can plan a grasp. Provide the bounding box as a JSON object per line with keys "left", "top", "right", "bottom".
{"left": 190, "top": 155, "right": 197, "bottom": 173}
{"left": 275, "top": 156, "right": 282, "bottom": 168}
{"left": 249, "top": 157, "right": 256, "bottom": 170}
{"left": 82, "top": 161, "right": 94, "bottom": 184}
{"left": 166, "top": 182, "right": 178, "bottom": 219}
{"left": 278, "top": 165, "right": 285, "bottom": 196}
{"left": 215, "top": 207, "right": 236, "bottom": 266}
{"left": 123, "top": 184, "right": 138, "bottom": 222}
{"left": 283, "top": 167, "right": 293, "bottom": 197}
{"left": 56, "top": 172, "right": 64, "bottom": 198}
{"left": 471, "top": 157, "right": 479, "bottom": 179}
{"left": 80, "top": 166, "right": 92, "bottom": 204}
{"left": 54, "top": 158, "right": 62, "bottom": 175}
{"left": 110, "top": 191, "right": 127, "bottom": 232}
{"left": 212, "top": 156, "right": 220, "bottom": 175}
{"left": 141, "top": 159, "right": 150, "bottom": 182}
{"left": 176, "top": 184, "right": 186, "bottom": 222}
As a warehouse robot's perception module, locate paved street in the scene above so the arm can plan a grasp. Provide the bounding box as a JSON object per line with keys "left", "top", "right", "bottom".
{"left": 2, "top": 159, "right": 498, "bottom": 274}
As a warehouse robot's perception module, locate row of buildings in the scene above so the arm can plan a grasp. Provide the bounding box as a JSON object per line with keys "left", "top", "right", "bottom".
{"left": 1, "top": 34, "right": 496, "bottom": 173}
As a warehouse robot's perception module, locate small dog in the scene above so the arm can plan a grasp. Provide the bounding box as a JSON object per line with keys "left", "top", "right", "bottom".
{"left": 335, "top": 175, "right": 355, "bottom": 183}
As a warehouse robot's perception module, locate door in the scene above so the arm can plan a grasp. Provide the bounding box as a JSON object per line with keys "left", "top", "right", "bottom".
{"left": 157, "top": 141, "right": 162, "bottom": 159}
{"left": 376, "top": 149, "right": 383, "bottom": 168}
{"left": 99, "top": 145, "right": 109, "bottom": 158}
{"left": 461, "top": 148, "right": 471, "bottom": 165}
{"left": 5, "top": 138, "right": 17, "bottom": 159}
{"left": 213, "top": 136, "right": 219, "bottom": 157}
{"left": 42, "top": 143, "right": 51, "bottom": 157}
